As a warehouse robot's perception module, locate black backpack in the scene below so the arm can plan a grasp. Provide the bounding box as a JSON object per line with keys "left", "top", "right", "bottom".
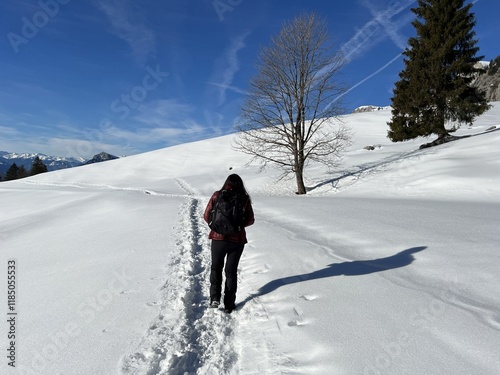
{"left": 208, "top": 190, "right": 246, "bottom": 235}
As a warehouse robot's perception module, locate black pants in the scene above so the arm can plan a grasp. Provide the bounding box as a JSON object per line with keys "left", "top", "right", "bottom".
{"left": 210, "top": 240, "right": 244, "bottom": 310}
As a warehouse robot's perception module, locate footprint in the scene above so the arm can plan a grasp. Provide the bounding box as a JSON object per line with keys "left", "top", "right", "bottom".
{"left": 254, "top": 264, "right": 270, "bottom": 274}
{"left": 299, "top": 294, "right": 318, "bottom": 301}
{"left": 287, "top": 319, "right": 307, "bottom": 327}
{"left": 486, "top": 313, "right": 500, "bottom": 330}
{"left": 287, "top": 307, "right": 307, "bottom": 327}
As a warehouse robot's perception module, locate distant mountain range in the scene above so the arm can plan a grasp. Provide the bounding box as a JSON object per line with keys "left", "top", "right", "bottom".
{"left": 0, "top": 151, "right": 118, "bottom": 176}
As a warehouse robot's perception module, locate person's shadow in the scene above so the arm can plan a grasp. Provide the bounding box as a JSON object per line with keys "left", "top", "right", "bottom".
{"left": 239, "top": 246, "right": 427, "bottom": 308}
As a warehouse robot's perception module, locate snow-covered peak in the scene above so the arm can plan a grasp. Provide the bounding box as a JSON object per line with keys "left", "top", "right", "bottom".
{"left": 353, "top": 105, "right": 392, "bottom": 113}
{"left": 475, "top": 61, "right": 491, "bottom": 69}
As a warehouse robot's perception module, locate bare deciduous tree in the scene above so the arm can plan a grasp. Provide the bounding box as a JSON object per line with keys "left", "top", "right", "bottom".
{"left": 234, "top": 12, "right": 352, "bottom": 194}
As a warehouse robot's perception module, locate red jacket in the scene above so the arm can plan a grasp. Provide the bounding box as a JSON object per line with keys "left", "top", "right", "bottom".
{"left": 203, "top": 190, "right": 255, "bottom": 243}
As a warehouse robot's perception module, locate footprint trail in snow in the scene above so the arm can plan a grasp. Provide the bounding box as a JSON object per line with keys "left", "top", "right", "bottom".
{"left": 119, "top": 178, "right": 238, "bottom": 374}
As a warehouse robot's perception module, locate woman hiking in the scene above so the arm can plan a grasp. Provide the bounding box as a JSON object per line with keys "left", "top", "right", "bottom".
{"left": 203, "top": 174, "right": 255, "bottom": 313}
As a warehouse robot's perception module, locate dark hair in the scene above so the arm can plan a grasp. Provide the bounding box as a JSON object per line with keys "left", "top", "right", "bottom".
{"left": 221, "top": 174, "right": 251, "bottom": 201}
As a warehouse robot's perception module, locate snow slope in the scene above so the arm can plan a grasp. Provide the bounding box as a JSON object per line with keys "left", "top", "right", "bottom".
{"left": 1, "top": 104, "right": 499, "bottom": 375}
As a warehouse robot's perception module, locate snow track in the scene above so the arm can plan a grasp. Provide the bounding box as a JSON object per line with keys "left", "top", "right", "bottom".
{"left": 20, "top": 180, "right": 184, "bottom": 198}
{"left": 120, "top": 179, "right": 240, "bottom": 374}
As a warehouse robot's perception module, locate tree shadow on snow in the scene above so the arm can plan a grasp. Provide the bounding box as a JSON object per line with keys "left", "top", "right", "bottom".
{"left": 239, "top": 246, "right": 427, "bottom": 308}
{"left": 307, "top": 148, "right": 428, "bottom": 193}
{"left": 308, "top": 127, "right": 500, "bottom": 193}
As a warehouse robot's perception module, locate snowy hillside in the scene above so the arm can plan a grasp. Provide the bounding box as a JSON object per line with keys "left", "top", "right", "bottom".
{"left": 1, "top": 104, "right": 499, "bottom": 375}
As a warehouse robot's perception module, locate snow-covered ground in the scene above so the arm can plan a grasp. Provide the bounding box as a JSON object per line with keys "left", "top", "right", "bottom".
{"left": 1, "top": 104, "right": 499, "bottom": 375}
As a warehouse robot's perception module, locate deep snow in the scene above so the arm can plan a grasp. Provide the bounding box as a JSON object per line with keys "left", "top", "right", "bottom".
{"left": 1, "top": 104, "right": 499, "bottom": 375}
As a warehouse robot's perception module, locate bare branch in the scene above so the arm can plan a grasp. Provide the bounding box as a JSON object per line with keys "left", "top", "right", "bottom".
{"left": 234, "top": 12, "right": 352, "bottom": 194}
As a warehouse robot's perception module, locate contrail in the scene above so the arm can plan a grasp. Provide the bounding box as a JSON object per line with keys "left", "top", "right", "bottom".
{"left": 340, "top": 0, "right": 415, "bottom": 63}
{"left": 324, "top": 53, "right": 403, "bottom": 110}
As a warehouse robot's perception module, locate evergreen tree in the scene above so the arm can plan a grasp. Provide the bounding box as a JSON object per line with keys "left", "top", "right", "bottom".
{"left": 5, "top": 163, "right": 19, "bottom": 181}
{"left": 18, "top": 165, "right": 29, "bottom": 179}
{"left": 488, "top": 56, "right": 500, "bottom": 76}
{"left": 30, "top": 156, "right": 48, "bottom": 176}
{"left": 388, "top": 0, "right": 490, "bottom": 142}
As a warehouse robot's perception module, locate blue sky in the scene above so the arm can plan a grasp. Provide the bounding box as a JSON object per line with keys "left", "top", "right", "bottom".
{"left": 0, "top": 0, "right": 498, "bottom": 159}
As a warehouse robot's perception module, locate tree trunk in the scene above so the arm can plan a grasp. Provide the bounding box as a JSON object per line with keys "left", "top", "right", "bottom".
{"left": 295, "top": 164, "right": 306, "bottom": 194}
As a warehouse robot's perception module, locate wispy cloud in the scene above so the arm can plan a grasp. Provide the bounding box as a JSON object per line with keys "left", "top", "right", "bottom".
{"left": 3, "top": 0, "right": 40, "bottom": 15}
{"left": 210, "top": 31, "right": 250, "bottom": 107}
{"left": 0, "top": 126, "right": 123, "bottom": 159}
{"left": 129, "top": 99, "right": 207, "bottom": 144}
{"left": 134, "top": 99, "right": 196, "bottom": 126}
{"left": 205, "top": 82, "right": 248, "bottom": 96}
{"left": 0, "top": 98, "right": 209, "bottom": 158}
{"left": 0, "top": 125, "right": 21, "bottom": 138}
{"left": 362, "top": 0, "right": 413, "bottom": 50}
{"left": 47, "top": 137, "right": 127, "bottom": 159}
{"left": 94, "top": 0, "right": 155, "bottom": 64}
{"left": 326, "top": 53, "right": 403, "bottom": 109}
{"left": 106, "top": 123, "right": 204, "bottom": 144}
{"left": 341, "top": 0, "right": 415, "bottom": 62}
{"left": 327, "top": 0, "right": 415, "bottom": 110}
